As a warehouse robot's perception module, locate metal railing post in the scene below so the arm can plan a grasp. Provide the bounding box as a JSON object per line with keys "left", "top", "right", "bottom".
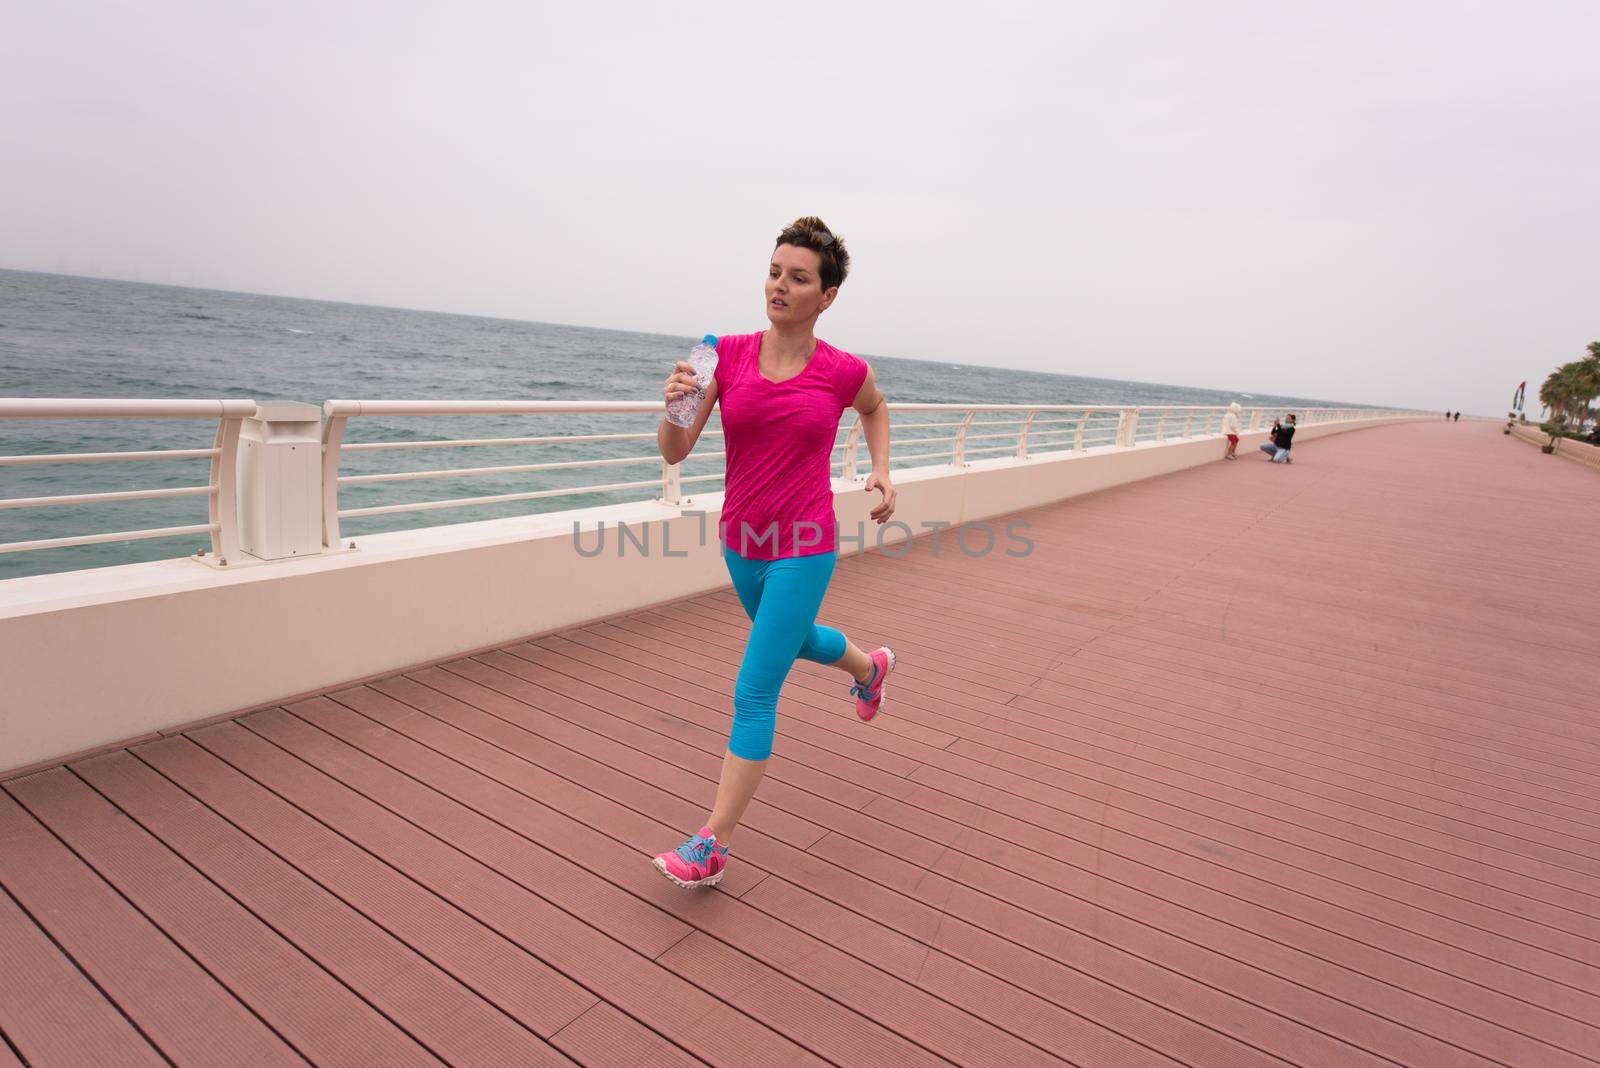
{"left": 842, "top": 419, "right": 863, "bottom": 480}
{"left": 320, "top": 407, "right": 348, "bottom": 548}
{"left": 661, "top": 460, "right": 682, "bottom": 504}
{"left": 952, "top": 411, "right": 976, "bottom": 466}
{"left": 208, "top": 413, "right": 244, "bottom": 564}
{"left": 1074, "top": 410, "right": 1091, "bottom": 450}
{"left": 1017, "top": 410, "right": 1037, "bottom": 460}
{"left": 1117, "top": 408, "right": 1141, "bottom": 447}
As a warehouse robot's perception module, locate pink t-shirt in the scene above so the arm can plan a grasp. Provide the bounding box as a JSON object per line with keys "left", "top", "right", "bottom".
{"left": 713, "top": 331, "right": 870, "bottom": 559}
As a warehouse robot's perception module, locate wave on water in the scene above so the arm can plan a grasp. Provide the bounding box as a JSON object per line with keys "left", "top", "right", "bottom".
{"left": 347, "top": 423, "right": 429, "bottom": 443}
{"left": 105, "top": 374, "right": 254, "bottom": 394}
{"left": 285, "top": 328, "right": 311, "bottom": 334}
{"left": 176, "top": 312, "right": 218, "bottom": 321}
{"left": 110, "top": 375, "right": 185, "bottom": 390}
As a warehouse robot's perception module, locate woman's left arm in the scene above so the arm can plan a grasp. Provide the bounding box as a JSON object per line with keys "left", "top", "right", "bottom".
{"left": 851, "top": 368, "right": 896, "bottom": 524}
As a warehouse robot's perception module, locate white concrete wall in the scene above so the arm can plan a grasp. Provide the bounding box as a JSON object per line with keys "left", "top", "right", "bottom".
{"left": 1509, "top": 421, "right": 1600, "bottom": 470}
{"left": 0, "top": 414, "right": 1416, "bottom": 777}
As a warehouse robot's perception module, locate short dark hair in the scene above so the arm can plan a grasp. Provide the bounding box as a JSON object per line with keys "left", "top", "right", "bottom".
{"left": 775, "top": 216, "right": 849, "bottom": 292}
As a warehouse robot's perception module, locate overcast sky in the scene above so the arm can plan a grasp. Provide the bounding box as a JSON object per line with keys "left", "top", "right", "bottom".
{"left": 4, "top": 1, "right": 1596, "bottom": 413}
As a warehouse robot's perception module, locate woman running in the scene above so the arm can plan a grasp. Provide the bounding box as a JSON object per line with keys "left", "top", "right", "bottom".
{"left": 651, "top": 216, "right": 897, "bottom": 888}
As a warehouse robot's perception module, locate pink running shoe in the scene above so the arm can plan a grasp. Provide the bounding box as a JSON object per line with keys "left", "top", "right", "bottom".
{"left": 851, "top": 646, "right": 896, "bottom": 722}
{"left": 652, "top": 826, "right": 729, "bottom": 888}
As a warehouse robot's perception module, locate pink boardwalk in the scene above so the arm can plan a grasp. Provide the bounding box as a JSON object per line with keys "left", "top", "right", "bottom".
{"left": 3, "top": 419, "right": 1598, "bottom": 1066}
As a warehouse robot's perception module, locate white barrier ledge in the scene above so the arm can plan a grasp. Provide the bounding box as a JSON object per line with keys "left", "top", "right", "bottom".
{"left": 1509, "top": 422, "right": 1600, "bottom": 471}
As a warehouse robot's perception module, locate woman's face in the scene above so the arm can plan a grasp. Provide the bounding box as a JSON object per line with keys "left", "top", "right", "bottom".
{"left": 766, "top": 243, "right": 836, "bottom": 326}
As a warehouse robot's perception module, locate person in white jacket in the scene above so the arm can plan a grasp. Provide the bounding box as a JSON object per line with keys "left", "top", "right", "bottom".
{"left": 1221, "top": 401, "right": 1242, "bottom": 460}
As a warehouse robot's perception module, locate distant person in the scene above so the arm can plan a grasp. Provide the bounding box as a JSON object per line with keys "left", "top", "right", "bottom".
{"left": 653, "top": 216, "right": 898, "bottom": 889}
{"left": 1453, "top": 411, "right": 1460, "bottom": 422}
{"left": 1587, "top": 425, "right": 1600, "bottom": 446}
{"left": 1260, "top": 413, "right": 1296, "bottom": 463}
{"left": 1221, "top": 401, "right": 1242, "bottom": 459}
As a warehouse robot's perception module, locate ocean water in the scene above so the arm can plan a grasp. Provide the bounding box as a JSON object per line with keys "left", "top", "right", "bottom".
{"left": 0, "top": 269, "right": 1372, "bottom": 580}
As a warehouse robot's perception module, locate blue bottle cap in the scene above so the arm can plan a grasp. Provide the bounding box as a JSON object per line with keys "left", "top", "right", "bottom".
{"left": 702, "top": 334, "right": 718, "bottom": 345}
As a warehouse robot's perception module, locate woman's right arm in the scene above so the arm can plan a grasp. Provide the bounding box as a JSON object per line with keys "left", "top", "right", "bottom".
{"left": 658, "top": 363, "right": 719, "bottom": 465}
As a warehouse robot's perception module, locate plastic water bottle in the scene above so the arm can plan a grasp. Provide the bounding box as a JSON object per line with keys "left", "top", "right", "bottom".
{"left": 665, "top": 334, "right": 718, "bottom": 427}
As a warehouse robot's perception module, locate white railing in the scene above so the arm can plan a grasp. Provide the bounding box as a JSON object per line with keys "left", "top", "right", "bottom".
{"left": 319, "top": 402, "right": 1412, "bottom": 545}
{"left": 4, "top": 398, "right": 1426, "bottom": 568}
{"left": 0, "top": 399, "right": 256, "bottom": 563}
{"left": 318, "top": 401, "right": 1160, "bottom": 546}
{"left": 319, "top": 400, "right": 721, "bottom": 548}
{"left": 1133, "top": 404, "right": 1386, "bottom": 442}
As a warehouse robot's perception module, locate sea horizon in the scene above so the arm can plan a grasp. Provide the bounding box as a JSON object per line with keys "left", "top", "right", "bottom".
{"left": 0, "top": 266, "right": 1390, "bottom": 411}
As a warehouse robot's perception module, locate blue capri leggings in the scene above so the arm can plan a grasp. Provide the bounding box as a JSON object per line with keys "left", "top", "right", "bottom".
{"left": 722, "top": 548, "right": 847, "bottom": 760}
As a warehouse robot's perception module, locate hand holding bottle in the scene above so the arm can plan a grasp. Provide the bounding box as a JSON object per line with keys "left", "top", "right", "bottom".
{"left": 664, "top": 335, "right": 718, "bottom": 427}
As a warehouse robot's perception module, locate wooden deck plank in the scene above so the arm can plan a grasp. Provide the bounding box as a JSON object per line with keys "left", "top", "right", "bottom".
{"left": 176, "top": 718, "right": 826, "bottom": 1067}
{"left": 131, "top": 733, "right": 604, "bottom": 1039}
{"left": 70, "top": 748, "right": 577, "bottom": 1066}
{"left": 1106, "top": 622, "right": 1600, "bottom": 745}
{"left": 1071, "top": 639, "right": 1600, "bottom": 789}
{"left": 1000, "top": 693, "right": 1600, "bottom": 906}
{"left": 281, "top": 689, "right": 1068, "bottom": 1066}
{"left": 401, "top": 652, "right": 1520, "bottom": 1067}
{"left": 681, "top": 588, "right": 1600, "bottom": 844}
{"left": 6, "top": 420, "right": 1600, "bottom": 1067}
{"left": 768, "top": 588, "right": 1600, "bottom": 812}
{"left": 675, "top": 588, "right": 1600, "bottom": 812}
{"left": 934, "top": 712, "right": 1600, "bottom": 939}
{"left": 0, "top": 786, "right": 293, "bottom": 1064}
{"left": 382, "top": 665, "right": 1197, "bottom": 1066}
{"left": 470, "top": 601, "right": 1589, "bottom": 1065}
{"left": 1012, "top": 670, "right": 1600, "bottom": 862}
{"left": 458, "top": 643, "right": 1390, "bottom": 1064}
{"left": 550, "top": 1002, "right": 703, "bottom": 1067}
{"left": 604, "top": 598, "right": 1600, "bottom": 919}
{"left": 1038, "top": 656, "right": 1600, "bottom": 840}
{"left": 521, "top": 578, "right": 1600, "bottom": 1029}
{"left": 0, "top": 885, "right": 165, "bottom": 1067}
{"left": 259, "top": 698, "right": 952, "bottom": 1067}
{"left": 993, "top": 677, "right": 1600, "bottom": 876}
{"left": 6, "top": 766, "right": 443, "bottom": 1068}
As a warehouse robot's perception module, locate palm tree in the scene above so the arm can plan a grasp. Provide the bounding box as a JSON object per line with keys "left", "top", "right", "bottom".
{"left": 1539, "top": 345, "right": 1600, "bottom": 434}
{"left": 1539, "top": 367, "right": 1569, "bottom": 426}
{"left": 1578, "top": 349, "right": 1600, "bottom": 428}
